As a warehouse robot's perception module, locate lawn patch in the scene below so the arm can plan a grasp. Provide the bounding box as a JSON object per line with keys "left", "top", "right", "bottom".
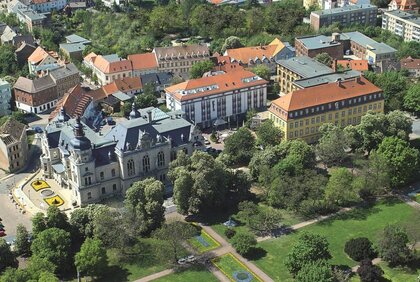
{"left": 212, "top": 253, "right": 263, "bottom": 282}
{"left": 188, "top": 225, "right": 220, "bottom": 253}
{"left": 154, "top": 265, "right": 218, "bottom": 282}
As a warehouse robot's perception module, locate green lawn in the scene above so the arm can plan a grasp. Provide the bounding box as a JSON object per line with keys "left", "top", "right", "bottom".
{"left": 415, "top": 194, "right": 420, "bottom": 204}
{"left": 213, "top": 253, "right": 263, "bottom": 282}
{"left": 252, "top": 199, "right": 420, "bottom": 282}
{"left": 188, "top": 227, "right": 221, "bottom": 253}
{"left": 154, "top": 266, "right": 218, "bottom": 282}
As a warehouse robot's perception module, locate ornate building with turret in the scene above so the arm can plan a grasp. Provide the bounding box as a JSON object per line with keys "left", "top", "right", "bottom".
{"left": 40, "top": 105, "right": 204, "bottom": 206}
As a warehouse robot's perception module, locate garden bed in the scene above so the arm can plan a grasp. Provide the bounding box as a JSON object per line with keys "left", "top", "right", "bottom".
{"left": 31, "top": 180, "right": 50, "bottom": 191}
{"left": 188, "top": 226, "right": 220, "bottom": 253}
{"left": 212, "top": 253, "right": 263, "bottom": 282}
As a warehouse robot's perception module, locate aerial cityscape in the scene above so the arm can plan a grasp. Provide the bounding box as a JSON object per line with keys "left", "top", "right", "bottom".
{"left": 0, "top": 0, "right": 419, "bottom": 281}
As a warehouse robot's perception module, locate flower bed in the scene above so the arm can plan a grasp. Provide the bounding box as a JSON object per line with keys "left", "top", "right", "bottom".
{"left": 31, "top": 180, "right": 50, "bottom": 191}
{"left": 212, "top": 253, "right": 262, "bottom": 282}
{"left": 188, "top": 227, "right": 220, "bottom": 253}
{"left": 44, "top": 195, "right": 64, "bottom": 207}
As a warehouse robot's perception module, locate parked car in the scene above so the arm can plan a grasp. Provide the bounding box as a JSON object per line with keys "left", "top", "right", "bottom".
{"left": 204, "top": 140, "right": 210, "bottom": 145}
{"left": 0, "top": 231, "right": 6, "bottom": 237}
{"left": 186, "top": 255, "right": 196, "bottom": 263}
{"left": 177, "top": 258, "right": 186, "bottom": 265}
{"left": 33, "top": 126, "right": 43, "bottom": 133}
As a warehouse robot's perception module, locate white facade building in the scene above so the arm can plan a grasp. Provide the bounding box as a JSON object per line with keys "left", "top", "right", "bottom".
{"left": 382, "top": 10, "right": 420, "bottom": 42}
{"left": 165, "top": 70, "right": 268, "bottom": 128}
{"left": 0, "top": 79, "right": 11, "bottom": 116}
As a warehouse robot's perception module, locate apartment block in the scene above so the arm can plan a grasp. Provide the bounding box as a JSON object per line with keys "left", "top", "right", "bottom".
{"left": 382, "top": 10, "right": 420, "bottom": 42}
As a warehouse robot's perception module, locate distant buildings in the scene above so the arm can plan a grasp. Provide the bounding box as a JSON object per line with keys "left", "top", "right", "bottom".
{"left": 269, "top": 77, "right": 384, "bottom": 143}
{"left": 295, "top": 33, "right": 343, "bottom": 59}
{"left": 310, "top": 4, "right": 378, "bottom": 31}
{"left": 153, "top": 44, "right": 210, "bottom": 78}
{"left": 0, "top": 79, "right": 11, "bottom": 116}
{"left": 0, "top": 118, "right": 28, "bottom": 172}
{"left": 224, "top": 38, "right": 295, "bottom": 73}
{"left": 14, "top": 63, "right": 80, "bottom": 113}
{"left": 40, "top": 107, "right": 203, "bottom": 206}
{"left": 382, "top": 10, "right": 420, "bottom": 42}
{"left": 400, "top": 57, "right": 420, "bottom": 77}
{"left": 8, "top": 0, "right": 46, "bottom": 32}
{"left": 165, "top": 70, "right": 267, "bottom": 128}
{"left": 388, "top": 0, "right": 417, "bottom": 12}
{"left": 28, "top": 0, "right": 66, "bottom": 13}
{"left": 59, "top": 34, "right": 91, "bottom": 61}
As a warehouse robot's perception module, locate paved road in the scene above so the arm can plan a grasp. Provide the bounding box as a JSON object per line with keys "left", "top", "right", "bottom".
{"left": 410, "top": 117, "right": 420, "bottom": 140}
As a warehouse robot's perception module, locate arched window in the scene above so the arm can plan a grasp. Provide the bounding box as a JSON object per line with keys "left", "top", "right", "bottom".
{"left": 127, "top": 159, "right": 135, "bottom": 176}
{"left": 170, "top": 151, "right": 177, "bottom": 161}
{"left": 111, "top": 169, "right": 116, "bottom": 177}
{"left": 143, "top": 155, "right": 150, "bottom": 172}
{"left": 157, "top": 151, "right": 165, "bottom": 167}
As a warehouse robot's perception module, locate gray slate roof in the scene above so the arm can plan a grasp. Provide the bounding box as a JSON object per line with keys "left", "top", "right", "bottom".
{"left": 293, "top": 70, "right": 361, "bottom": 88}
{"left": 140, "top": 72, "right": 173, "bottom": 86}
{"left": 384, "top": 10, "right": 420, "bottom": 26}
{"left": 14, "top": 75, "right": 55, "bottom": 93}
{"left": 65, "top": 34, "right": 91, "bottom": 44}
{"left": 59, "top": 42, "right": 86, "bottom": 53}
{"left": 277, "top": 56, "right": 334, "bottom": 78}
{"left": 312, "top": 4, "right": 377, "bottom": 16}
{"left": 341, "top": 32, "right": 396, "bottom": 55}
{"left": 296, "top": 35, "right": 341, "bottom": 50}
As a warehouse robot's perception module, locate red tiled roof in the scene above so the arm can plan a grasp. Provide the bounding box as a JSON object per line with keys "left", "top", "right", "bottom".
{"left": 226, "top": 45, "right": 278, "bottom": 64}
{"left": 28, "top": 46, "right": 57, "bottom": 64}
{"left": 102, "top": 77, "right": 142, "bottom": 95}
{"left": 49, "top": 85, "right": 92, "bottom": 121}
{"left": 128, "top": 53, "right": 158, "bottom": 71}
{"left": 93, "top": 56, "right": 132, "bottom": 74}
{"left": 270, "top": 77, "right": 382, "bottom": 117}
{"left": 336, "top": 59, "right": 369, "bottom": 71}
{"left": 165, "top": 70, "right": 267, "bottom": 102}
{"left": 400, "top": 57, "right": 420, "bottom": 69}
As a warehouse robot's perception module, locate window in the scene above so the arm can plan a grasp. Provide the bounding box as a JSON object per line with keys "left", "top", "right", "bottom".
{"left": 113, "top": 184, "right": 117, "bottom": 191}
{"left": 111, "top": 169, "right": 115, "bottom": 177}
{"left": 100, "top": 171, "right": 104, "bottom": 180}
{"left": 127, "top": 159, "right": 135, "bottom": 176}
{"left": 85, "top": 167, "right": 88, "bottom": 172}
{"left": 87, "top": 192, "right": 92, "bottom": 199}
{"left": 143, "top": 155, "right": 150, "bottom": 172}
{"left": 101, "top": 187, "right": 106, "bottom": 194}
{"left": 157, "top": 151, "right": 165, "bottom": 167}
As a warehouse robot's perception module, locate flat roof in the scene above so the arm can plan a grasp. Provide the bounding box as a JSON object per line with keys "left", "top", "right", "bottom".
{"left": 384, "top": 10, "right": 420, "bottom": 26}
{"left": 312, "top": 4, "right": 377, "bottom": 16}
{"left": 342, "top": 32, "right": 397, "bottom": 55}
{"left": 277, "top": 56, "right": 334, "bottom": 78}
{"left": 293, "top": 70, "right": 361, "bottom": 88}
{"left": 59, "top": 42, "right": 86, "bottom": 53}
{"left": 296, "top": 35, "right": 341, "bottom": 50}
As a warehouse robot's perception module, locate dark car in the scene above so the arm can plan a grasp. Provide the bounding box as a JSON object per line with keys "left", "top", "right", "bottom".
{"left": 33, "top": 126, "right": 43, "bottom": 133}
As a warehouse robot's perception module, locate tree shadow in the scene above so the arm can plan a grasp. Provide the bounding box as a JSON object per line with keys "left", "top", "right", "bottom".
{"left": 244, "top": 247, "right": 267, "bottom": 260}
{"left": 97, "top": 265, "right": 130, "bottom": 282}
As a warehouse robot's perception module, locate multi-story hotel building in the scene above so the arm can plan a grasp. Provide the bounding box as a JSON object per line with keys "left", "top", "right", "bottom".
{"left": 269, "top": 76, "right": 384, "bottom": 143}
{"left": 165, "top": 70, "right": 267, "bottom": 128}
{"left": 310, "top": 4, "right": 378, "bottom": 31}
{"left": 382, "top": 10, "right": 420, "bottom": 42}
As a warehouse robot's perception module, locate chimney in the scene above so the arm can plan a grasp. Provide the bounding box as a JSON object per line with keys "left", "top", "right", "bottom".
{"left": 356, "top": 74, "right": 362, "bottom": 84}
{"left": 337, "top": 79, "right": 342, "bottom": 87}
{"left": 147, "top": 110, "right": 152, "bottom": 123}
{"left": 332, "top": 32, "right": 340, "bottom": 42}
{"left": 332, "top": 59, "right": 337, "bottom": 72}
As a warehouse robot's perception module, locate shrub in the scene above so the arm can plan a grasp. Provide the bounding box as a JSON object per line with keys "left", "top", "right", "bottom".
{"left": 224, "top": 228, "right": 236, "bottom": 239}
{"left": 231, "top": 232, "right": 256, "bottom": 256}
{"left": 344, "top": 237, "right": 376, "bottom": 261}
{"left": 357, "top": 259, "right": 384, "bottom": 282}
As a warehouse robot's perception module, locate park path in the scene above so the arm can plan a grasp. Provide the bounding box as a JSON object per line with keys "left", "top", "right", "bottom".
{"left": 398, "top": 194, "right": 420, "bottom": 211}
{"left": 351, "top": 258, "right": 382, "bottom": 272}
{"left": 256, "top": 207, "right": 353, "bottom": 242}
{"left": 134, "top": 269, "right": 174, "bottom": 282}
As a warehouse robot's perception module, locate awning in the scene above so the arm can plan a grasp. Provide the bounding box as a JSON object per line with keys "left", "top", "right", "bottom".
{"left": 51, "top": 163, "right": 65, "bottom": 174}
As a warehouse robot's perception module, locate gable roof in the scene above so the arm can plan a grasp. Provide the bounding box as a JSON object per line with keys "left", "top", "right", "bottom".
{"left": 102, "top": 77, "right": 142, "bottom": 95}
{"left": 165, "top": 70, "right": 267, "bottom": 102}
{"left": 128, "top": 53, "right": 158, "bottom": 70}
{"left": 14, "top": 75, "right": 55, "bottom": 93}
{"left": 91, "top": 54, "right": 132, "bottom": 74}
{"left": 27, "top": 46, "right": 58, "bottom": 65}
{"left": 225, "top": 38, "right": 287, "bottom": 64}
{"left": 400, "top": 57, "right": 420, "bottom": 69}
{"left": 270, "top": 77, "right": 382, "bottom": 115}
{"left": 153, "top": 44, "right": 210, "bottom": 61}
{"left": 0, "top": 118, "right": 26, "bottom": 145}
{"left": 49, "top": 84, "right": 92, "bottom": 120}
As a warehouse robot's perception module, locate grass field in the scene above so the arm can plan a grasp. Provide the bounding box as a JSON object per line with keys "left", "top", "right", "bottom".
{"left": 252, "top": 198, "right": 420, "bottom": 282}
{"left": 188, "top": 228, "right": 221, "bottom": 253}
{"left": 213, "top": 253, "right": 263, "bottom": 282}
{"left": 415, "top": 194, "right": 420, "bottom": 204}
{"left": 154, "top": 266, "right": 218, "bottom": 282}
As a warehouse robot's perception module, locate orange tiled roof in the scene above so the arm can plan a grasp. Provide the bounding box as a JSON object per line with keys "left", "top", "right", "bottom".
{"left": 92, "top": 55, "right": 132, "bottom": 74}
{"left": 165, "top": 70, "right": 267, "bottom": 102}
{"left": 49, "top": 85, "right": 92, "bottom": 121}
{"left": 28, "top": 46, "right": 50, "bottom": 64}
{"left": 399, "top": 0, "right": 417, "bottom": 10}
{"left": 226, "top": 45, "right": 278, "bottom": 64}
{"left": 336, "top": 60, "right": 369, "bottom": 71}
{"left": 212, "top": 55, "right": 244, "bottom": 73}
{"left": 270, "top": 77, "right": 382, "bottom": 116}
{"left": 102, "top": 77, "right": 142, "bottom": 95}
{"left": 84, "top": 52, "right": 97, "bottom": 63}
{"left": 128, "top": 53, "right": 158, "bottom": 71}
{"left": 400, "top": 57, "right": 420, "bottom": 69}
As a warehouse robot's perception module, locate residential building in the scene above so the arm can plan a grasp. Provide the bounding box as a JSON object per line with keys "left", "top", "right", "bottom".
{"left": 0, "top": 25, "right": 16, "bottom": 44}
{"left": 276, "top": 56, "right": 334, "bottom": 95}
{"left": 140, "top": 72, "right": 173, "bottom": 93}
{"left": 382, "top": 10, "right": 420, "bottom": 42}
{"left": 295, "top": 33, "right": 343, "bottom": 59}
{"left": 0, "top": 79, "right": 11, "bottom": 116}
{"left": 335, "top": 59, "right": 369, "bottom": 71}
{"left": 210, "top": 55, "right": 245, "bottom": 73}
{"left": 8, "top": 0, "right": 46, "bottom": 32}
{"left": 224, "top": 38, "right": 295, "bottom": 74}
{"left": 310, "top": 4, "right": 378, "bottom": 31}
{"left": 83, "top": 53, "right": 133, "bottom": 86}
{"left": 153, "top": 44, "right": 210, "bottom": 78}
{"left": 128, "top": 53, "right": 159, "bottom": 77}
{"left": 208, "top": 0, "right": 272, "bottom": 5}
{"left": 102, "top": 77, "right": 142, "bottom": 96}
{"left": 60, "top": 34, "right": 90, "bottom": 61}
{"left": 27, "top": 46, "right": 60, "bottom": 75}
{"left": 40, "top": 107, "right": 204, "bottom": 205}
{"left": 400, "top": 56, "right": 420, "bottom": 77}
{"left": 11, "top": 34, "right": 35, "bottom": 47}
{"left": 292, "top": 70, "right": 362, "bottom": 90}
{"left": 49, "top": 63, "right": 80, "bottom": 98}
{"left": 65, "top": 34, "right": 91, "bottom": 45}
{"left": 0, "top": 118, "right": 28, "bottom": 172}
{"left": 15, "top": 42, "right": 36, "bottom": 67}
{"left": 29, "top": 0, "right": 67, "bottom": 13}
{"left": 268, "top": 76, "right": 384, "bottom": 143}
{"left": 165, "top": 70, "right": 268, "bottom": 128}
{"left": 388, "top": 0, "right": 417, "bottom": 11}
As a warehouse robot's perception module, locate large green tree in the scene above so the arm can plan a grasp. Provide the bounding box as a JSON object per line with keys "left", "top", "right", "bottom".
{"left": 325, "top": 167, "right": 360, "bottom": 206}
{"left": 378, "top": 225, "right": 412, "bottom": 266}
{"left": 0, "top": 238, "right": 17, "bottom": 273}
{"left": 14, "top": 224, "right": 31, "bottom": 257}
{"left": 223, "top": 127, "right": 256, "bottom": 165}
{"left": 125, "top": 178, "right": 165, "bottom": 237}
{"left": 256, "top": 119, "right": 283, "bottom": 148}
{"left": 75, "top": 238, "right": 107, "bottom": 279}
{"left": 295, "top": 260, "right": 334, "bottom": 282}
{"left": 231, "top": 232, "right": 257, "bottom": 256}
{"left": 316, "top": 123, "right": 348, "bottom": 167}
{"left": 403, "top": 84, "right": 420, "bottom": 116}
{"left": 252, "top": 64, "right": 271, "bottom": 81}
{"left": 189, "top": 60, "right": 214, "bottom": 79}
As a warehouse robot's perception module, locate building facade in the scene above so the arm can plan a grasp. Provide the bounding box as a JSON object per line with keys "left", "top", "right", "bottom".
{"left": 153, "top": 44, "right": 210, "bottom": 78}
{"left": 400, "top": 57, "right": 420, "bottom": 77}
{"left": 40, "top": 107, "right": 204, "bottom": 206}
{"left": 310, "top": 4, "right": 378, "bottom": 31}
{"left": 0, "top": 118, "right": 28, "bottom": 172}
{"left": 165, "top": 70, "right": 268, "bottom": 128}
{"left": 0, "top": 79, "right": 11, "bottom": 116}
{"left": 128, "top": 53, "right": 159, "bottom": 77}
{"left": 295, "top": 33, "right": 343, "bottom": 59}
{"left": 268, "top": 77, "right": 384, "bottom": 143}
{"left": 29, "top": 0, "right": 67, "bottom": 13}
{"left": 382, "top": 10, "right": 420, "bottom": 42}
{"left": 49, "top": 63, "right": 80, "bottom": 98}
{"left": 8, "top": 0, "right": 46, "bottom": 32}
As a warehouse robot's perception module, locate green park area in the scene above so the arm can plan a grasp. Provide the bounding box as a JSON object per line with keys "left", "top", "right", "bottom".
{"left": 154, "top": 266, "right": 218, "bottom": 282}
{"left": 188, "top": 226, "right": 220, "bottom": 253}
{"left": 213, "top": 253, "right": 263, "bottom": 282}
{"left": 251, "top": 198, "right": 420, "bottom": 282}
